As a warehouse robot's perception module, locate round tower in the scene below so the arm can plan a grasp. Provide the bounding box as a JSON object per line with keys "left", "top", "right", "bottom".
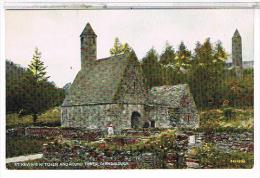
{"left": 80, "top": 23, "right": 97, "bottom": 70}
{"left": 232, "top": 29, "right": 242, "bottom": 68}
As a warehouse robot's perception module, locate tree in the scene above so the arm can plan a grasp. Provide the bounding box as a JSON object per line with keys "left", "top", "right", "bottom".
{"left": 28, "top": 47, "right": 50, "bottom": 82}
{"left": 188, "top": 38, "right": 228, "bottom": 108}
{"left": 175, "top": 41, "right": 191, "bottom": 70}
{"left": 159, "top": 42, "right": 190, "bottom": 86}
{"left": 19, "top": 48, "right": 64, "bottom": 123}
{"left": 110, "top": 37, "right": 132, "bottom": 56}
{"left": 6, "top": 60, "right": 28, "bottom": 113}
{"left": 159, "top": 42, "right": 176, "bottom": 65}
{"left": 142, "top": 48, "right": 162, "bottom": 88}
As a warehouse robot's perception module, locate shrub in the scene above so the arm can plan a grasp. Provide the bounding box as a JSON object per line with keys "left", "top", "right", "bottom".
{"left": 223, "top": 107, "right": 235, "bottom": 119}
{"left": 195, "top": 143, "right": 253, "bottom": 168}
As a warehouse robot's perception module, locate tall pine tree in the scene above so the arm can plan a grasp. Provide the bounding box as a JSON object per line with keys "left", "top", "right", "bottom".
{"left": 21, "top": 48, "right": 62, "bottom": 123}
{"left": 142, "top": 48, "right": 162, "bottom": 88}
{"left": 159, "top": 42, "right": 176, "bottom": 65}
{"left": 28, "top": 47, "right": 50, "bottom": 82}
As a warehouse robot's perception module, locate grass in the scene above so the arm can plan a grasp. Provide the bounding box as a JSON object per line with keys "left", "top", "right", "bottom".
{"left": 6, "top": 136, "right": 50, "bottom": 158}
{"left": 6, "top": 107, "right": 61, "bottom": 128}
{"left": 188, "top": 143, "right": 254, "bottom": 168}
{"left": 198, "top": 107, "right": 253, "bottom": 132}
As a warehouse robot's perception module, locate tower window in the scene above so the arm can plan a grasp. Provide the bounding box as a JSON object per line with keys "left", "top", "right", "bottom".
{"left": 81, "top": 37, "right": 83, "bottom": 44}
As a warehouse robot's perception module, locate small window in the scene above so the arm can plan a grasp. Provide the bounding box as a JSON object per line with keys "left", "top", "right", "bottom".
{"left": 81, "top": 37, "right": 83, "bottom": 44}
{"left": 143, "top": 122, "right": 150, "bottom": 128}
{"left": 151, "top": 120, "right": 155, "bottom": 128}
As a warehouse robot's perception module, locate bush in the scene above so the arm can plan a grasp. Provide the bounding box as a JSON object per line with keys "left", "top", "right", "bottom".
{"left": 6, "top": 107, "right": 61, "bottom": 129}
{"left": 223, "top": 107, "right": 235, "bottom": 119}
{"left": 194, "top": 143, "right": 253, "bottom": 168}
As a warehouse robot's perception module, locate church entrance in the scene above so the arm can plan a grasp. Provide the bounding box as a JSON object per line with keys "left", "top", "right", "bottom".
{"left": 131, "top": 111, "right": 141, "bottom": 129}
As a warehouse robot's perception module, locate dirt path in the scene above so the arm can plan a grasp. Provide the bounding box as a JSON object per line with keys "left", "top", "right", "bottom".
{"left": 6, "top": 153, "right": 43, "bottom": 163}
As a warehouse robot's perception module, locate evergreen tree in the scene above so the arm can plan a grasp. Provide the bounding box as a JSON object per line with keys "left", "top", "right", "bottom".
{"left": 20, "top": 48, "right": 64, "bottom": 123}
{"left": 159, "top": 42, "right": 177, "bottom": 85}
{"left": 175, "top": 41, "right": 191, "bottom": 70}
{"left": 28, "top": 47, "right": 50, "bottom": 82}
{"left": 110, "top": 37, "right": 131, "bottom": 56}
{"left": 189, "top": 38, "right": 228, "bottom": 108}
{"left": 142, "top": 48, "right": 162, "bottom": 88}
{"left": 6, "top": 60, "right": 28, "bottom": 113}
{"left": 159, "top": 42, "right": 176, "bottom": 65}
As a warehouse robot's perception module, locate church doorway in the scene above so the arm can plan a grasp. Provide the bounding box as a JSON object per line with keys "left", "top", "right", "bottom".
{"left": 131, "top": 111, "right": 141, "bottom": 129}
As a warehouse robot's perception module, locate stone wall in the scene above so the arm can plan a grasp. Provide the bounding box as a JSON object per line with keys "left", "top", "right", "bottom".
{"left": 147, "top": 105, "right": 199, "bottom": 129}
{"left": 147, "top": 84, "right": 200, "bottom": 129}
{"left": 24, "top": 127, "right": 102, "bottom": 141}
{"left": 146, "top": 106, "right": 171, "bottom": 128}
{"left": 61, "top": 104, "right": 146, "bottom": 131}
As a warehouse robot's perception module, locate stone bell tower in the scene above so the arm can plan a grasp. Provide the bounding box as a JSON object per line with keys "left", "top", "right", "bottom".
{"left": 232, "top": 29, "right": 242, "bottom": 68}
{"left": 80, "top": 23, "right": 97, "bottom": 69}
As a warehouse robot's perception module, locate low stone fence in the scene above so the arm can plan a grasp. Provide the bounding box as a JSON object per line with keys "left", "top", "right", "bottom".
{"left": 6, "top": 127, "right": 103, "bottom": 141}
{"left": 26, "top": 127, "right": 103, "bottom": 141}
{"left": 121, "top": 128, "right": 168, "bottom": 137}
{"left": 199, "top": 131, "right": 254, "bottom": 152}
{"left": 6, "top": 127, "right": 26, "bottom": 137}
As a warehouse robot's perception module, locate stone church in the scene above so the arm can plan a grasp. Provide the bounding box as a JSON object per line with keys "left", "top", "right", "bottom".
{"left": 61, "top": 23, "right": 199, "bottom": 131}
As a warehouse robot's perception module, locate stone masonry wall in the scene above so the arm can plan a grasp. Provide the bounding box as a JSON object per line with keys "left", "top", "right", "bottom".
{"left": 147, "top": 105, "right": 199, "bottom": 129}
{"left": 147, "top": 106, "right": 171, "bottom": 128}
{"left": 61, "top": 104, "right": 145, "bottom": 131}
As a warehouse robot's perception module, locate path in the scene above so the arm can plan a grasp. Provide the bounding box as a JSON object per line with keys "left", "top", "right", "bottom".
{"left": 6, "top": 153, "right": 43, "bottom": 164}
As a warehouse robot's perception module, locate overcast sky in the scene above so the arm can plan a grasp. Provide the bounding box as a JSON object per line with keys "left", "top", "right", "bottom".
{"left": 5, "top": 9, "right": 254, "bottom": 87}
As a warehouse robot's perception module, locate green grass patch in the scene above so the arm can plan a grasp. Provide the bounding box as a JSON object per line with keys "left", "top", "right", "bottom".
{"left": 6, "top": 107, "right": 61, "bottom": 128}
{"left": 189, "top": 143, "right": 254, "bottom": 168}
{"left": 6, "top": 136, "right": 50, "bottom": 158}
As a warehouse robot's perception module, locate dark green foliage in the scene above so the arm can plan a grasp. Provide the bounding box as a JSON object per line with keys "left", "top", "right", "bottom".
{"left": 6, "top": 136, "right": 49, "bottom": 157}
{"left": 195, "top": 143, "right": 253, "bottom": 168}
{"left": 6, "top": 48, "right": 65, "bottom": 122}
{"left": 175, "top": 41, "right": 192, "bottom": 70}
{"left": 188, "top": 38, "right": 227, "bottom": 108}
{"left": 159, "top": 42, "right": 176, "bottom": 65}
{"left": 141, "top": 48, "right": 163, "bottom": 88}
{"left": 6, "top": 60, "right": 28, "bottom": 113}
{"left": 223, "top": 107, "right": 235, "bottom": 119}
{"left": 224, "top": 68, "right": 253, "bottom": 107}
{"left": 19, "top": 73, "right": 64, "bottom": 123}
{"left": 140, "top": 38, "right": 253, "bottom": 109}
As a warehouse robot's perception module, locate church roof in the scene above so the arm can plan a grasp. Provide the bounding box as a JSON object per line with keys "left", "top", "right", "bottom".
{"left": 147, "top": 84, "right": 194, "bottom": 108}
{"left": 80, "top": 23, "right": 97, "bottom": 37}
{"left": 62, "top": 54, "right": 129, "bottom": 106}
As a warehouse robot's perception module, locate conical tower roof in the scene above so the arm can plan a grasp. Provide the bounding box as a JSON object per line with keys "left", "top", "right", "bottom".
{"left": 233, "top": 29, "right": 241, "bottom": 38}
{"left": 80, "top": 23, "right": 97, "bottom": 37}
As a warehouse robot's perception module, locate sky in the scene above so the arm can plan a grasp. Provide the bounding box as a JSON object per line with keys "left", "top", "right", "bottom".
{"left": 5, "top": 9, "right": 254, "bottom": 87}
